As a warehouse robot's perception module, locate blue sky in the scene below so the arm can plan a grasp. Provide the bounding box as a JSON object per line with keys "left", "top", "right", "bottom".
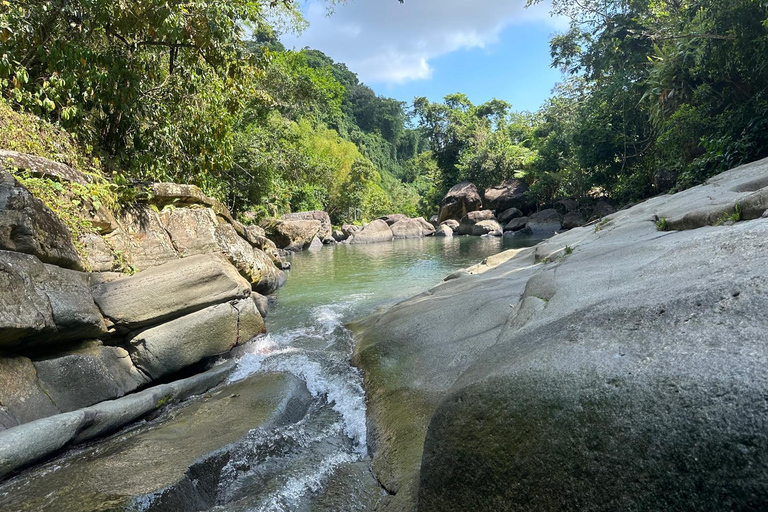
{"left": 282, "top": 0, "right": 568, "bottom": 113}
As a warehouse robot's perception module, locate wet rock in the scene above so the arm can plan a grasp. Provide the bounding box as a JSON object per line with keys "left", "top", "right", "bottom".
{"left": 0, "top": 169, "right": 84, "bottom": 270}
{"left": 0, "top": 361, "right": 237, "bottom": 481}
{"left": 391, "top": 218, "right": 425, "bottom": 239}
{"left": 349, "top": 219, "right": 394, "bottom": 244}
{"left": 483, "top": 179, "right": 531, "bottom": 213}
{"left": 260, "top": 218, "right": 322, "bottom": 251}
{"left": 92, "top": 253, "right": 251, "bottom": 330}
{"left": 0, "top": 251, "right": 106, "bottom": 351}
{"left": 0, "top": 357, "right": 59, "bottom": 429}
{"left": 527, "top": 209, "right": 562, "bottom": 235}
{"left": 128, "top": 298, "right": 264, "bottom": 380}
{"left": 438, "top": 182, "right": 483, "bottom": 223}
{"left": 332, "top": 229, "right": 348, "bottom": 242}
{"left": 282, "top": 210, "right": 332, "bottom": 240}
{"left": 251, "top": 293, "right": 269, "bottom": 319}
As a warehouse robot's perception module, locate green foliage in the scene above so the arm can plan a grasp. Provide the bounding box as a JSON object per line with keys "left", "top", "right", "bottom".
{"left": 656, "top": 217, "right": 669, "bottom": 231}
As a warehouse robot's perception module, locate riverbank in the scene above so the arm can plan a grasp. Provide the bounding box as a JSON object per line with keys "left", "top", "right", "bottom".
{"left": 350, "top": 156, "right": 768, "bottom": 511}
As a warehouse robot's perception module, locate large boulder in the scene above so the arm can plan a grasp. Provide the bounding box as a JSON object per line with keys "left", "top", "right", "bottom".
{"left": 526, "top": 208, "right": 562, "bottom": 235}
{"left": 390, "top": 219, "right": 424, "bottom": 239}
{"left": 260, "top": 218, "right": 322, "bottom": 251}
{"left": 0, "top": 169, "right": 84, "bottom": 270}
{"left": 504, "top": 216, "right": 529, "bottom": 232}
{"left": 414, "top": 217, "right": 436, "bottom": 236}
{"left": 128, "top": 298, "right": 264, "bottom": 380}
{"left": 282, "top": 210, "right": 332, "bottom": 240}
{"left": 483, "top": 179, "right": 531, "bottom": 213}
{"left": 0, "top": 251, "right": 106, "bottom": 351}
{"left": 332, "top": 229, "right": 348, "bottom": 242}
{"left": 0, "top": 150, "right": 90, "bottom": 185}
{"left": 562, "top": 210, "right": 586, "bottom": 229}
{"left": 352, "top": 156, "right": 768, "bottom": 511}
{"left": 103, "top": 207, "right": 178, "bottom": 271}
{"left": 214, "top": 223, "right": 286, "bottom": 295}
{"left": 379, "top": 214, "right": 409, "bottom": 226}
{"left": 342, "top": 224, "right": 361, "bottom": 237}
{"left": 434, "top": 225, "right": 454, "bottom": 237}
{"left": 438, "top": 182, "right": 483, "bottom": 223}
{"left": 349, "top": 219, "right": 394, "bottom": 244}
{"left": 158, "top": 207, "right": 220, "bottom": 257}
{"left": 457, "top": 210, "right": 501, "bottom": 236}
{"left": 91, "top": 253, "right": 251, "bottom": 330}
{"left": 497, "top": 207, "right": 523, "bottom": 225}
{"left": 440, "top": 219, "right": 460, "bottom": 233}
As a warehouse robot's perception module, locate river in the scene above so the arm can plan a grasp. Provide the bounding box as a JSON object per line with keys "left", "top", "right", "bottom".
{"left": 0, "top": 234, "right": 541, "bottom": 512}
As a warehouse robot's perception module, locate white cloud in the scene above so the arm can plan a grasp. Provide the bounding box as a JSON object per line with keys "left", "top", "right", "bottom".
{"left": 282, "top": 0, "right": 567, "bottom": 84}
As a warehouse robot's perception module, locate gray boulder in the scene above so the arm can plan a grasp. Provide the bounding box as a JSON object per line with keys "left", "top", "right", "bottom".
{"left": 282, "top": 210, "right": 332, "bottom": 239}
{"left": 434, "top": 225, "right": 454, "bottom": 237}
{"left": 526, "top": 209, "right": 562, "bottom": 235}
{"left": 349, "top": 219, "right": 394, "bottom": 244}
{"left": 0, "top": 357, "right": 60, "bottom": 429}
{"left": 128, "top": 298, "right": 264, "bottom": 380}
{"left": 440, "top": 219, "right": 460, "bottom": 233}
{"left": 429, "top": 214, "right": 439, "bottom": 226}
{"left": 0, "top": 251, "right": 106, "bottom": 351}
{"left": 103, "top": 207, "right": 178, "bottom": 271}
{"left": 483, "top": 179, "right": 531, "bottom": 213}
{"left": 414, "top": 217, "right": 436, "bottom": 236}
{"left": 92, "top": 253, "right": 251, "bottom": 330}
{"left": 438, "top": 182, "right": 483, "bottom": 223}
{"left": 562, "top": 210, "right": 586, "bottom": 229}
{"left": 79, "top": 232, "right": 114, "bottom": 272}
{"left": 497, "top": 207, "right": 523, "bottom": 224}
{"left": 308, "top": 236, "right": 324, "bottom": 250}
{"left": 458, "top": 210, "right": 500, "bottom": 236}
{"left": 332, "top": 229, "right": 348, "bottom": 242}
{"left": 504, "top": 216, "right": 529, "bottom": 232}
{"left": 342, "top": 224, "right": 361, "bottom": 237}
{"left": 260, "top": 218, "right": 322, "bottom": 251}
{"left": 379, "top": 214, "right": 409, "bottom": 226}
{"left": 214, "top": 223, "right": 286, "bottom": 294}
{"left": 159, "top": 207, "right": 220, "bottom": 257}
{"left": 0, "top": 169, "right": 84, "bottom": 270}
{"left": 391, "top": 219, "right": 424, "bottom": 239}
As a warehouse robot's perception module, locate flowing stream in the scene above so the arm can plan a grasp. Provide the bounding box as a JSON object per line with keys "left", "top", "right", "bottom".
{"left": 217, "top": 234, "right": 543, "bottom": 511}
{"left": 0, "top": 234, "right": 541, "bottom": 511}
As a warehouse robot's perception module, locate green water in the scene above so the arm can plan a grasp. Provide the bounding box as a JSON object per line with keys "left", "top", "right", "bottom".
{"left": 268, "top": 234, "right": 544, "bottom": 332}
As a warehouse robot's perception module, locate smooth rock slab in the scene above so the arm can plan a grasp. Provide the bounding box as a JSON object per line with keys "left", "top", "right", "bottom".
{"left": 0, "top": 372, "right": 312, "bottom": 512}
{"left": 390, "top": 218, "right": 424, "bottom": 239}
{"left": 128, "top": 298, "right": 264, "bottom": 380}
{"left": 92, "top": 253, "right": 251, "bottom": 330}
{"left": 349, "top": 219, "right": 394, "bottom": 244}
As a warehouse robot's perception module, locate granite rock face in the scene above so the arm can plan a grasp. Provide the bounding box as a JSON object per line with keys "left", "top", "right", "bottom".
{"left": 349, "top": 219, "right": 394, "bottom": 244}
{"left": 352, "top": 156, "right": 768, "bottom": 512}
{"left": 0, "top": 170, "right": 83, "bottom": 270}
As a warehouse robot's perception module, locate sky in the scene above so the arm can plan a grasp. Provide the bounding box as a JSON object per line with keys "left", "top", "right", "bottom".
{"left": 282, "top": 0, "right": 569, "bottom": 113}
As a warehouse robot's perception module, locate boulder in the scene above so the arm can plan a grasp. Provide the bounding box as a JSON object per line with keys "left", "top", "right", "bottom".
{"left": 526, "top": 209, "right": 562, "bottom": 235}
{"left": 214, "top": 223, "right": 286, "bottom": 294}
{"left": 149, "top": 182, "right": 237, "bottom": 227}
{"left": 251, "top": 293, "right": 269, "bottom": 319}
{"left": 592, "top": 199, "right": 615, "bottom": 218}
{"left": 391, "top": 219, "right": 424, "bottom": 239}
{"left": 504, "top": 216, "right": 529, "bottom": 232}
{"left": 429, "top": 214, "right": 439, "bottom": 226}
{"left": 260, "top": 218, "right": 322, "bottom": 251}
{"left": 0, "top": 357, "right": 60, "bottom": 429}
{"left": 458, "top": 210, "right": 500, "bottom": 236}
{"left": 128, "top": 298, "right": 264, "bottom": 380}
{"left": 31, "top": 341, "right": 149, "bottom": 416}
{"left": 483, "top": 179, "right": 531, "bottom": 213}
{"left": 497, "top": 207, "right": 523, "bottom": 225}
{"left": 0, "top": 370, "right": 312, "bottom": 508}
{"left": 0, "top": 361, "right": 237, "bottom": 481}
{"left": 79, "top": 232, "right": 114, "bottom": 272}
{"left": 159, "top": 207, "right": 220, "bottom": 257}
{"left": 379, "top": 214, "right": 409, "bottom": 226}
{"left": 0, "top": 169, "right": 84, "bottom": 270}
{"left": 555, "top": 198, "right": 580, "bottom": 214}
{"left": 103, "top": 207, "right": 178, "bottom": 271}
{"left": 438, "top": 182, "right": 483, "bottom": 223}
{"left": 414, "top": 217, "right": 436, "bottom": 236}
{"left": 308, "top": 236, "right": 324, "bottom": 250}
{"left": 349, "top": 219, "right": 394, "bottom": 244}
{"left": 332, "top": 229, "right": 348, "bottom": 242}
{"left": 0, "top": 150, "right": 90, "bottom": 185}
{"left": 342, "top": 224, "right": 361, "bottom": 238}
{"left": 0, "top": 251, "right": 107, "bottom": 351}
{"left": 440, "top": 219, "right": 460, "bottom": 233}
{"left": 91, "top": 253, "right": 251, "bottom": 330}
{"left": 243, "top": 229, "right": 289, "bottom": 271}
{"left": 434, "top": 225, "right": 454, "bottom": 237}
{"left": 562, "top": 210, "right": 586, "bottom": 229}
{"left": 282, "top": 210, "right": 332, "bottom": 240}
